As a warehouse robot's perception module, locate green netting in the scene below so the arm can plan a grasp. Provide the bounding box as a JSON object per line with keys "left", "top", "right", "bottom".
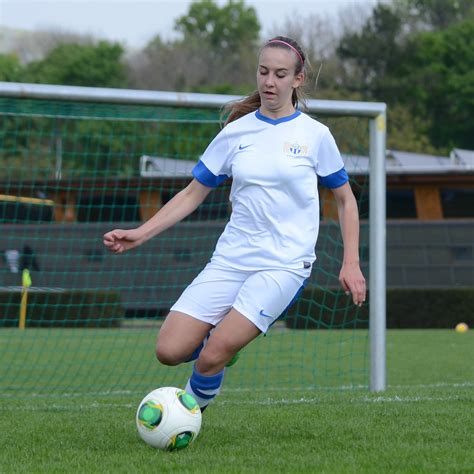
{"left": 0, "top": 95, "right": 370, "bottom": 397}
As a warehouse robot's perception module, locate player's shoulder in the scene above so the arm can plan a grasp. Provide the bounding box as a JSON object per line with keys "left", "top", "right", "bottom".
{"left": 224, "top": 111, "right": 259, "bottom": 130}
{"left": 221, "top": 111, "right": 261, "bottom": 143}
{"left": 297, "top": 112, "right": 330, "bottom": 135}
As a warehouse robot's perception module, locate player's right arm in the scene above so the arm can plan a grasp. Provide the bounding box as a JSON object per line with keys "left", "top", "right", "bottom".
{"left": 103, "top": 179, "right": 212, "bottom": 254}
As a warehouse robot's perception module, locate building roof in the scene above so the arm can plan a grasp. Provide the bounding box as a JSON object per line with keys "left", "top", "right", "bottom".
{"left": 342, "top": 149, "right": 474, "bottom": 175}
{"left": 139, "top": 149, "right": 474, "bottom": 178}
{"left": 451, "top": 148, "right": 474, "bottom": 169}
{"left": 139, "top": 155, "right": 196, "bottom": 177}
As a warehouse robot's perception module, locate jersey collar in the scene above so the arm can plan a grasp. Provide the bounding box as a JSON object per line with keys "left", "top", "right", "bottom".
{"left": 255, "top": 109, "right": 301, "bottom": 125}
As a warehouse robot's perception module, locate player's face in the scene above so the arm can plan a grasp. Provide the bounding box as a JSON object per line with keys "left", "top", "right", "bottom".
{"left": 257, "top": 47, "right": 304, "bottom": 118}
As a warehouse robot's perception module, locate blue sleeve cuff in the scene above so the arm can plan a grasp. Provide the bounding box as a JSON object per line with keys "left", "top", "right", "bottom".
{"left": 192, "top": 161, "right": 229, "bottom": 188}
{"left": 318, "top": 167, "right": 349, "bottom": 189}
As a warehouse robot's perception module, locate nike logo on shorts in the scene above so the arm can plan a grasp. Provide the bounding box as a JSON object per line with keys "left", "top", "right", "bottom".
{"left": 239, "top": 144, "right": 251, "bottom": 150}
{"left": 259, "top": 310, "right": 273, "bottom": 318}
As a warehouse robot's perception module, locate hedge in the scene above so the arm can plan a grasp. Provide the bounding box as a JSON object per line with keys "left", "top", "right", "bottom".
{"left": 285, "top": 287, "right": 474, "bottom": 329}
{"left": 0, "top": 289, "right": 124, "bottom": 328}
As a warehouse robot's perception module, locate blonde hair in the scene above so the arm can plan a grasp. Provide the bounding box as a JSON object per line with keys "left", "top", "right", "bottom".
{"left": 223, "top": 36, "right": 308, "bottom": 126}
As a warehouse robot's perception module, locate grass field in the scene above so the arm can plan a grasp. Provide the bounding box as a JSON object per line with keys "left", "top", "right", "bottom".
{"left": 1, "top": 329, "right": 473, "bottom": 473}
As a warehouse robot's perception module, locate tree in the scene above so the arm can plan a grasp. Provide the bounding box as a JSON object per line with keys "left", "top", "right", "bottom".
{"left": 386, "top": 104, "right": 440, "bottom": 154}
{"left": 397, "top": 17, "right": 474, "bottom": 148}
{"left": 174, "top": 0, "right": 260, "bottom": 55}
{"left": 24, "top": 41, "right": 127, "bottom": 88}
{"left": 396, "top": 0, "right": 474, "bottom": 30}
{"left": 128, "top": 0, "right": 261, "bottom": 93}
{"left": 0, "top": 27, "right": 97, "bottom": 64}
{"left": 0, "top": 54, "right": 23, "bottom": 81}
{"left": 337, "top": 4, "right": 405, "bottom": 99}
{"left": 335, "top": 1, "right": 474, "bottom": 149}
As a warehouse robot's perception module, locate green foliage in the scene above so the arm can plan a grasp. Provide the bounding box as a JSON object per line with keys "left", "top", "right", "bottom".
{"left": 0, "top": 54, "right": 23, "bottom": 81}
{"left": 337, "top": 1, "right": 474, "bottom": 150}
{"left": 337, "top": 4, "right": 405, "bottom": 98}
{"left": 174, "top": 0, "right": 260, "bottom": 54}
{"left": 190, "top": 82, "right": 254, "bottom": 95}
{"left": 2, "top": 0, "right": 473, "bottom": 159}
{"left": 386, "top": 104, "right": 440, "bottom": 154}
{"left": 386, "top": 288, "right": 474, "bottom": 328}
{"left": 0, "top": 97, "right": 222, "bottom": 178}
{"left": 0, "top": 290, "right": 123, "bottom": 327}
{"left": 286, "top": 287, "right": 474, "bottom": 329}
{"left": 23, "top": 41, "right": 127, "bottom": 88}
{"left": 396, "top": 0, "right": 474, "bottom": 29}
{"left": 129, "top": 1, "right": 260, "bottom": 93}
{"left": 398, "top": 17, "right": 474, "bottom": 148}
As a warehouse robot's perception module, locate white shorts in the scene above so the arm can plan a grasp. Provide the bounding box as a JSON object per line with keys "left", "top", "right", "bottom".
{"left": 170, "top": 261, "right": 308, "bottom": 333}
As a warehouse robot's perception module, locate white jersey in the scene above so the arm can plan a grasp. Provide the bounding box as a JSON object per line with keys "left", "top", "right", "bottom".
{"left": 192, "top": 109, "right": 348, "bottom": 274}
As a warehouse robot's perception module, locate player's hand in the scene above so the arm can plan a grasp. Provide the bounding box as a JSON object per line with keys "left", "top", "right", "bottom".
{"left": 103, "top": 228, "right": 144, "bottom": 254}
{"left": 339, "top": 262, "right": 366, "bottom": 307}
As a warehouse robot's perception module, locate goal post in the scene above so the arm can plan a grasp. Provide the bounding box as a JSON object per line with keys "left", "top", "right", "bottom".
{"left": 0, "top": 81, "right": 386, "bottom": 394}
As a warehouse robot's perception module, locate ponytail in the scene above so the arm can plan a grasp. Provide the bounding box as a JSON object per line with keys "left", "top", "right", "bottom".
{"left": 222, "top": 91, "right": 261, "bottom": 126}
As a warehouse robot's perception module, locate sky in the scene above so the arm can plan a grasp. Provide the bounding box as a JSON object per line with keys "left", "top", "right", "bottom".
{"left": 0, "top": 0, "right": 377, "bottom": 49}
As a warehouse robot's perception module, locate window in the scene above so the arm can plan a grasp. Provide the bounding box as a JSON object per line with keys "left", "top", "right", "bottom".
{"left": 386, "top": 189, "right": 417, "bottom": 218}
{"left": 0, "top": 195, "right": 54, "bottom": 223}
{"left": 77, "top": 194, "right": 140, "bottom": 222}
{"left": 441, "top": 189, "right": 474, "bottom": 218}
{"left": 352, "top": 188, "right": 417, "bottom": 219}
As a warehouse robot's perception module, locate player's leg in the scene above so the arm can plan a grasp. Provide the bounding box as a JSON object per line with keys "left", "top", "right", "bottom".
{"left": 155, "top": 311, "right": 213, "bottom": 366}
{"left": 186, "top": 269, "right": 307, "bottom": 410}
{"left": 185, "top": 308, "right": 261, "bottom": 410}
{"left": 160, "top": 262, "right": 248, "bottom": 368}
{"left": 197, "top": 309, "right": 261, "bottom": 374}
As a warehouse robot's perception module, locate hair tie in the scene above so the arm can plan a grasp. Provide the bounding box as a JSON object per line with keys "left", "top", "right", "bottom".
{"left": 266, "top": 39, "right": 305, "bottom": 65}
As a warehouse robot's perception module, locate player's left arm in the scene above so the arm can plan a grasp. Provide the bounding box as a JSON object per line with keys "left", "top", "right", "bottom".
{"left": 331, "top": 182, "right": 366, "bottom": 306}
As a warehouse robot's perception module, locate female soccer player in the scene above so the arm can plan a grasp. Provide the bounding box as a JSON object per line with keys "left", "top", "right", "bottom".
{"left": 104, "top": 36, "right": 366, "bottom": 411}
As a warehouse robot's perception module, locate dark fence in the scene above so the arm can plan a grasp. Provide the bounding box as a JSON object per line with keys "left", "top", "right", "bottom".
{"left": 1, "top": 221, "right": 473, "bottom": 311}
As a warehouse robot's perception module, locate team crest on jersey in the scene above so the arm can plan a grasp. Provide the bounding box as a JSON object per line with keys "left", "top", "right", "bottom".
{"left": 284, "top": 142, "right": 309, "bottom": 158}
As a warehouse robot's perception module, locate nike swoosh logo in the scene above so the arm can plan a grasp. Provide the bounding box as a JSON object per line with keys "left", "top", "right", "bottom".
{"left": 239, "top": 144, "right": 251, "bottom": 150}
{"left": 259, "top": 310, "right": 273, "bottom": 318}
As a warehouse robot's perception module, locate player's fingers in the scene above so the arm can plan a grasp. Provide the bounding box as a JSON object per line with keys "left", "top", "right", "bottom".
{"left": 103, "top": 235, "right": 114, "bottom": 244}
{"left": 342, "top": 278, "right": 359, "bottom": 306}
{"left": 339, "top": 276, "right": 350, "bottom": 295}
{"left": 112, "top": 242, "right": 124, "bottom": 253}
{"left": 105, "top": 229, "right": 127, "bottom": 241}
{"left": 352, "top": 279, "right": 366, "bottom": 306}
{"left": 360, "top": 280, "right": 367, "bottom": 304}
{"left": 103, "top": 230, "right": 120, "bottom": 243}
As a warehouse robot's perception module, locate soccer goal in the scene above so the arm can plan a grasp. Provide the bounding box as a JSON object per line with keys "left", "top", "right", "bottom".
{"left": 0, "top": 82, "right": 386, "bottom": 396}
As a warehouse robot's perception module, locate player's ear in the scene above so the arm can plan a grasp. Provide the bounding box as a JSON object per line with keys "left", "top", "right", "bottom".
{"left": 292, "top": 72, "right": 304, "bottom": 89}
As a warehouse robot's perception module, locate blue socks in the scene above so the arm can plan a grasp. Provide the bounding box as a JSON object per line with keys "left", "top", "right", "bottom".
{"left": 185, "top": 364, "right": 225, "bottom": 410}
{"left": 186, "top": 340, "right": 205, "bottom": 363}
{"left": 185, "top": 333, "right": 210, "bottom": 363}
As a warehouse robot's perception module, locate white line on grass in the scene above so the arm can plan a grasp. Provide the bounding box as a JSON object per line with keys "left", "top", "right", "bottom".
{"left": 0, "top": 394, "right": 468, "bottom": 412}
{"left": 1, "top": 382, "right": 473, "bottom": 400}
{"left": 225, "top": 382, "right": 474, "bottom": 392}
{"left": 220, "top": 394, "right": 472, "bottom": 405}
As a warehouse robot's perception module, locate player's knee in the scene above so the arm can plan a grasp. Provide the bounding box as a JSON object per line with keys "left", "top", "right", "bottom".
{"left": 155, "top": 344, "right": 182, "bottom": 366}
{"left": 197, "top": 342, "right": 233, "bottom": 373}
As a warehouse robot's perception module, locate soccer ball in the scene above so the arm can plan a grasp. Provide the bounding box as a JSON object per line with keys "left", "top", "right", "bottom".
{"left": 455, "top": 322, "right": 469, "bottom": 333}
{"left": 136, "top": 387, "right": 202, "bottom": 451}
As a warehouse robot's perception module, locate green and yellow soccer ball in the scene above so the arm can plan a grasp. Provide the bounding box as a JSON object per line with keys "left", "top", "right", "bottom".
{"left": 136, "top": 387, "right": 202, "bottom": 451}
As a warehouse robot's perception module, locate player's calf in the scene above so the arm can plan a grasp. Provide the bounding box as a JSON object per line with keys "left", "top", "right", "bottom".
{"left": 185, "top": 364, "right": 225, "bottom": 412}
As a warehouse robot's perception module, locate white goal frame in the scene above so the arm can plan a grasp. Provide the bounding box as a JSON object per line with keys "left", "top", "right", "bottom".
{"left": 0, "top": 81, "right": 387, "bottom": 392}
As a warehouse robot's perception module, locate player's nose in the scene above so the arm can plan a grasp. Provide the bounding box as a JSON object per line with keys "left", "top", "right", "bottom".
{"left": 265, "top": 74, "right": 275, "bottom": 87}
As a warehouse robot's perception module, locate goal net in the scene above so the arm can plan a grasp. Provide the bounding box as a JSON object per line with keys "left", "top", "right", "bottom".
{"left": 0, "top": 84, "right": 386, "bottom": 396}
